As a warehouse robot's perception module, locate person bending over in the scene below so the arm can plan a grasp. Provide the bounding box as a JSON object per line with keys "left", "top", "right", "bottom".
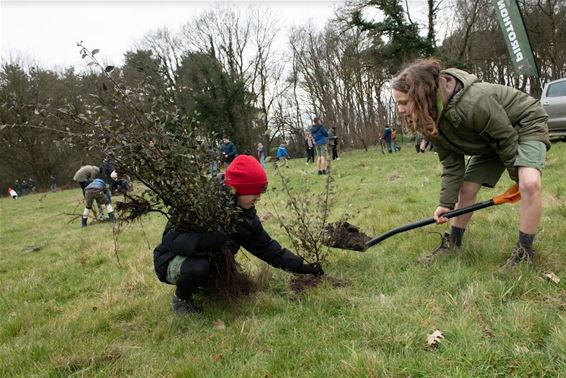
{"left": 391, "top": 58, "right": 550, "bottom": 268}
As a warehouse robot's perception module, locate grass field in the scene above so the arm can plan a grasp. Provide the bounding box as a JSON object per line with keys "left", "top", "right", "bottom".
{"left": 1, "top": 142, "right": 565, "bottom": 377}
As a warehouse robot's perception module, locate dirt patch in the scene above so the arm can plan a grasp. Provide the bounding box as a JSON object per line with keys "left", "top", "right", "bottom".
{"left": 321, "top": 221, "right": 371, "bottom": 252}
{"left": 288, "top": 274, "right": 348, "bottom": 293}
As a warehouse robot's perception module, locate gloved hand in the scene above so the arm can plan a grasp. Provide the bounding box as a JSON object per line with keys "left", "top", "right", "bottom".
{"left": 507, "top": 167, "right": 519, "bottom": 182}
{"left": 297, "top": 262, "right": 324, "bottom": 276}
{"left": 198, "top": 230, "right": 228, "bottom": 251}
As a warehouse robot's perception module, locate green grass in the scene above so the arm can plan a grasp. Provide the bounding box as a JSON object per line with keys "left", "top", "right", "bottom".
{"left": 1, "top": 142, "right": 565, "bottom": 377}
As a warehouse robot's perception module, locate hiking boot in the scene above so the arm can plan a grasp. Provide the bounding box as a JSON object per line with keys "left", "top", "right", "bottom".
{"left": 171, "top": 295, "right": 202, "bottom": 316}
{"left": 499, "top": 243, "right": 534, "bottom": 270}
{"left": 419, "top": 232, "right": 456, "bottom": 263}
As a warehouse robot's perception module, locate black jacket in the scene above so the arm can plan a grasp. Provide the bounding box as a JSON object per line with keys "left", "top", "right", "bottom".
{"left": 219, "top": 142, "right": 238, "bottom": 163}
{"left": 153, "top": 207, "right": 304, "bottom": 283}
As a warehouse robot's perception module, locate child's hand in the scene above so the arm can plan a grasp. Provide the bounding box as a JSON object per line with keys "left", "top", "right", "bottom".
{"left": 298, "top": 262, "right": 324, "bottom": 276}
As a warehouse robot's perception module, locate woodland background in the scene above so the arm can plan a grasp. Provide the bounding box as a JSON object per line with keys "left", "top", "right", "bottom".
{"left": 1, "top": 0, "right": 565, "bottom": 192}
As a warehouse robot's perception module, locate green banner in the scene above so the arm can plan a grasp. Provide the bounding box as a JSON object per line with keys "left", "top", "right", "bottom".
{"left": 492, "top": 0, "right": 538, "bottom": 77}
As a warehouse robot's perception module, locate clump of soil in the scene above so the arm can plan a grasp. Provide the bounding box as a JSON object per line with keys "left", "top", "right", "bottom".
{"left": 289, "top": 274, "right": 348, "bottom": 293}
{"left": 321, "top": 221, "right": 371, "bottom": 252}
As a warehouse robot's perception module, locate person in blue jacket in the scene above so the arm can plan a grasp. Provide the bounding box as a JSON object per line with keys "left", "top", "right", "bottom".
{"left": 310, "top": 117, "right": 329, "bottom": 175}
{"left": 153, "top": 155, "right": 324, "bottom": 316}
{"left": 80, "top": 179, "right": 116, "bottom": 227}
{"left": 275, "top": 143, "right": 290, "bottom": 168}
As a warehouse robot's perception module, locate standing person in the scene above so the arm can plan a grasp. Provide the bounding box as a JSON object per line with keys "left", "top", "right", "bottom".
{"left": 80, "top": 178, "right": 116, "bottom": 227}
{"left": 219, "top": 134, "right": 238, "bottom": 165}
{"left": 21, "top": 180, "right": 29, "bottom": 196}
{"left": 50, "top": 175, "right": 57, "bottom": 192}
{"left": 73, "top": 165, "right": 100, "bottom": 196}
{"left": 208, "top": 147, "right": 220, "bottom": 178}
{"left": 152, "top": 155, "right": 324, "bottom": 315}
{"left": 305, "top": 133, "right": 315, "bottom": 165}
{"left": 383, "top": 126, "right": 392, "bottom": 153}
{"left": 391, "top": 127, "right": 400, "bottom": 152}
{"left": 391, "top": 58, "right": 550, "bottom": 268}
{"left": 14, "top": 179, "right": 22, "bottom": 196}
{"left": 275, "top": 143, "right": 290, "bottom": 168}
{"left": 329, "top": 127, "right": 340, "bottom": 160}
{"left": 377, "top": 132, "right": 387, "bottom": 154}
{"left": 100, "top": 159, "right": 115, "bottom": 204}
{"left": 414, "top": 132, "right": 423, "bottom": 153}
{"left": 310, "top": 117, "right": 329, "bottom": 175}
{"left": 257, "top": 142, "right": 266, "bottom": 169}
{"left": 28, "top": 177, "right": 36, "bottom": 193}
{"left": 100, "top": 158, "right": 114, "bottom": 184}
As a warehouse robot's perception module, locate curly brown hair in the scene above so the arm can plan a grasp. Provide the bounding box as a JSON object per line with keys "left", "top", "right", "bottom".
{"left": 391, "top": 58, "right": 444, "bottom": 137}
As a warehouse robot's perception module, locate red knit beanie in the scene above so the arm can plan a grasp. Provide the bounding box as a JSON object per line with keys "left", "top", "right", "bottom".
{"left": 225, "top": 155, "right": 268, "bottom": 195}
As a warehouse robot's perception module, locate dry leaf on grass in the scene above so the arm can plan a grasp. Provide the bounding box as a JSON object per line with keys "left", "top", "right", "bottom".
{"left": 212, "top": 354, "right": 222, "bottom": 362}
{"left": 389, "top": 174, "right": 402, "bottom": 181}
{"left": 427, "top": 330, "right": 444, "bottom": 347}
{"left": 544, "top": 272, "right": 560, "bottom": 284}
{"left": 514, "top": 345, "right": 530, "bottom": 355}
{"left": 212, "top": 320, "right": 226, "bottom": 330}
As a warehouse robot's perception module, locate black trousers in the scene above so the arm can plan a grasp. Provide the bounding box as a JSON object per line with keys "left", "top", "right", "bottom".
{"left": 306, "top": 147, "right": 315, "bottom": 163}
{"left": 175, "top": 257, "right": 210, "bottom": 299}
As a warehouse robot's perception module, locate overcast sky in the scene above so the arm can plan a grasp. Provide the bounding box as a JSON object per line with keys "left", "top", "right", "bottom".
{"left": 0, "top": 0, "right": 431, "bottom": 71}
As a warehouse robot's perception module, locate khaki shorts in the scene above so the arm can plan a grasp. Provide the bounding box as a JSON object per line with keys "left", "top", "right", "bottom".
{"left": 84, "top": 190, "right": 107, "bottom": 208}
{"left": 464, "top": 140, "right": 546, "bottom": 187}
{"left": 315, "top": 144, "right": 328, "bottom": 159}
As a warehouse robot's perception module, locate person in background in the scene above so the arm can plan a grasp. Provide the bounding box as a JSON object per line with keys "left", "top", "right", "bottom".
{"left": 8, "top": 187, "right": 18, "bottom": 199}
{"left": 109, "top": 170, "right": 131, "bottom": 195}
{"left": 329, "top": 127, "right": 340, "bottom": 160}
{"left": 28, "top": 177, "right": 36, "bottom": 193}
{"left": 275, "top": 143, "right": 291, "bottom": 168}
{"left": 391, "top": 57, "right": 550, "bottom": 268}
{"left": 377, "top": 132, "right": 387, "bottom": 154}
{"left": 73, "top": 165, "right": 100, "bottom": 196}
{"left": 100, "top": 158, "right": 114, "bottom": 184}
{"left": 305, "top": 132, "right": 315, "bottom": 165}
{"left": 152, "top": 155, "right": 324, "bottom": 316}
{"left": 14, "top": 179, "right": 22, "bottom": 196}
{"left": 310, "top": 117, "right": 329, "bottom": 175}
{"left": 21, "top": 180, "right": 29, "bottom": 196}
{"left": 219, "top": 134, "right": 238, "bottom": 165}
{"left": 208, "top": 146, "right": 220, "bottom": 178}
{"left": 80, "top": 178, "right": 116, "bottom": 227}
{"left": 50, "top": 175, "right": 57, "bottom": 192}
{"left": 391, "top": 127, "right": 400, "bottom": 152}
{"left": 257, "top": 142, "right": 266, "bottom": 169}
{"left": 414, "top": 132, "right": 423, "bottom": 153}
{"left": 383, "top": 125, "right": 392, "bottom": 153}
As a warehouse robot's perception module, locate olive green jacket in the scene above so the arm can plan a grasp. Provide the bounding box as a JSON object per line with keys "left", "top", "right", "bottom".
{"left": 429, "top": 68, "right": 550, "bottom": 208}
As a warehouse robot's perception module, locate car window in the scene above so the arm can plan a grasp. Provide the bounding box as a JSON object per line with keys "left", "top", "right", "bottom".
{"left": 547, "top": 81, "right": 566, "bottom": 97}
